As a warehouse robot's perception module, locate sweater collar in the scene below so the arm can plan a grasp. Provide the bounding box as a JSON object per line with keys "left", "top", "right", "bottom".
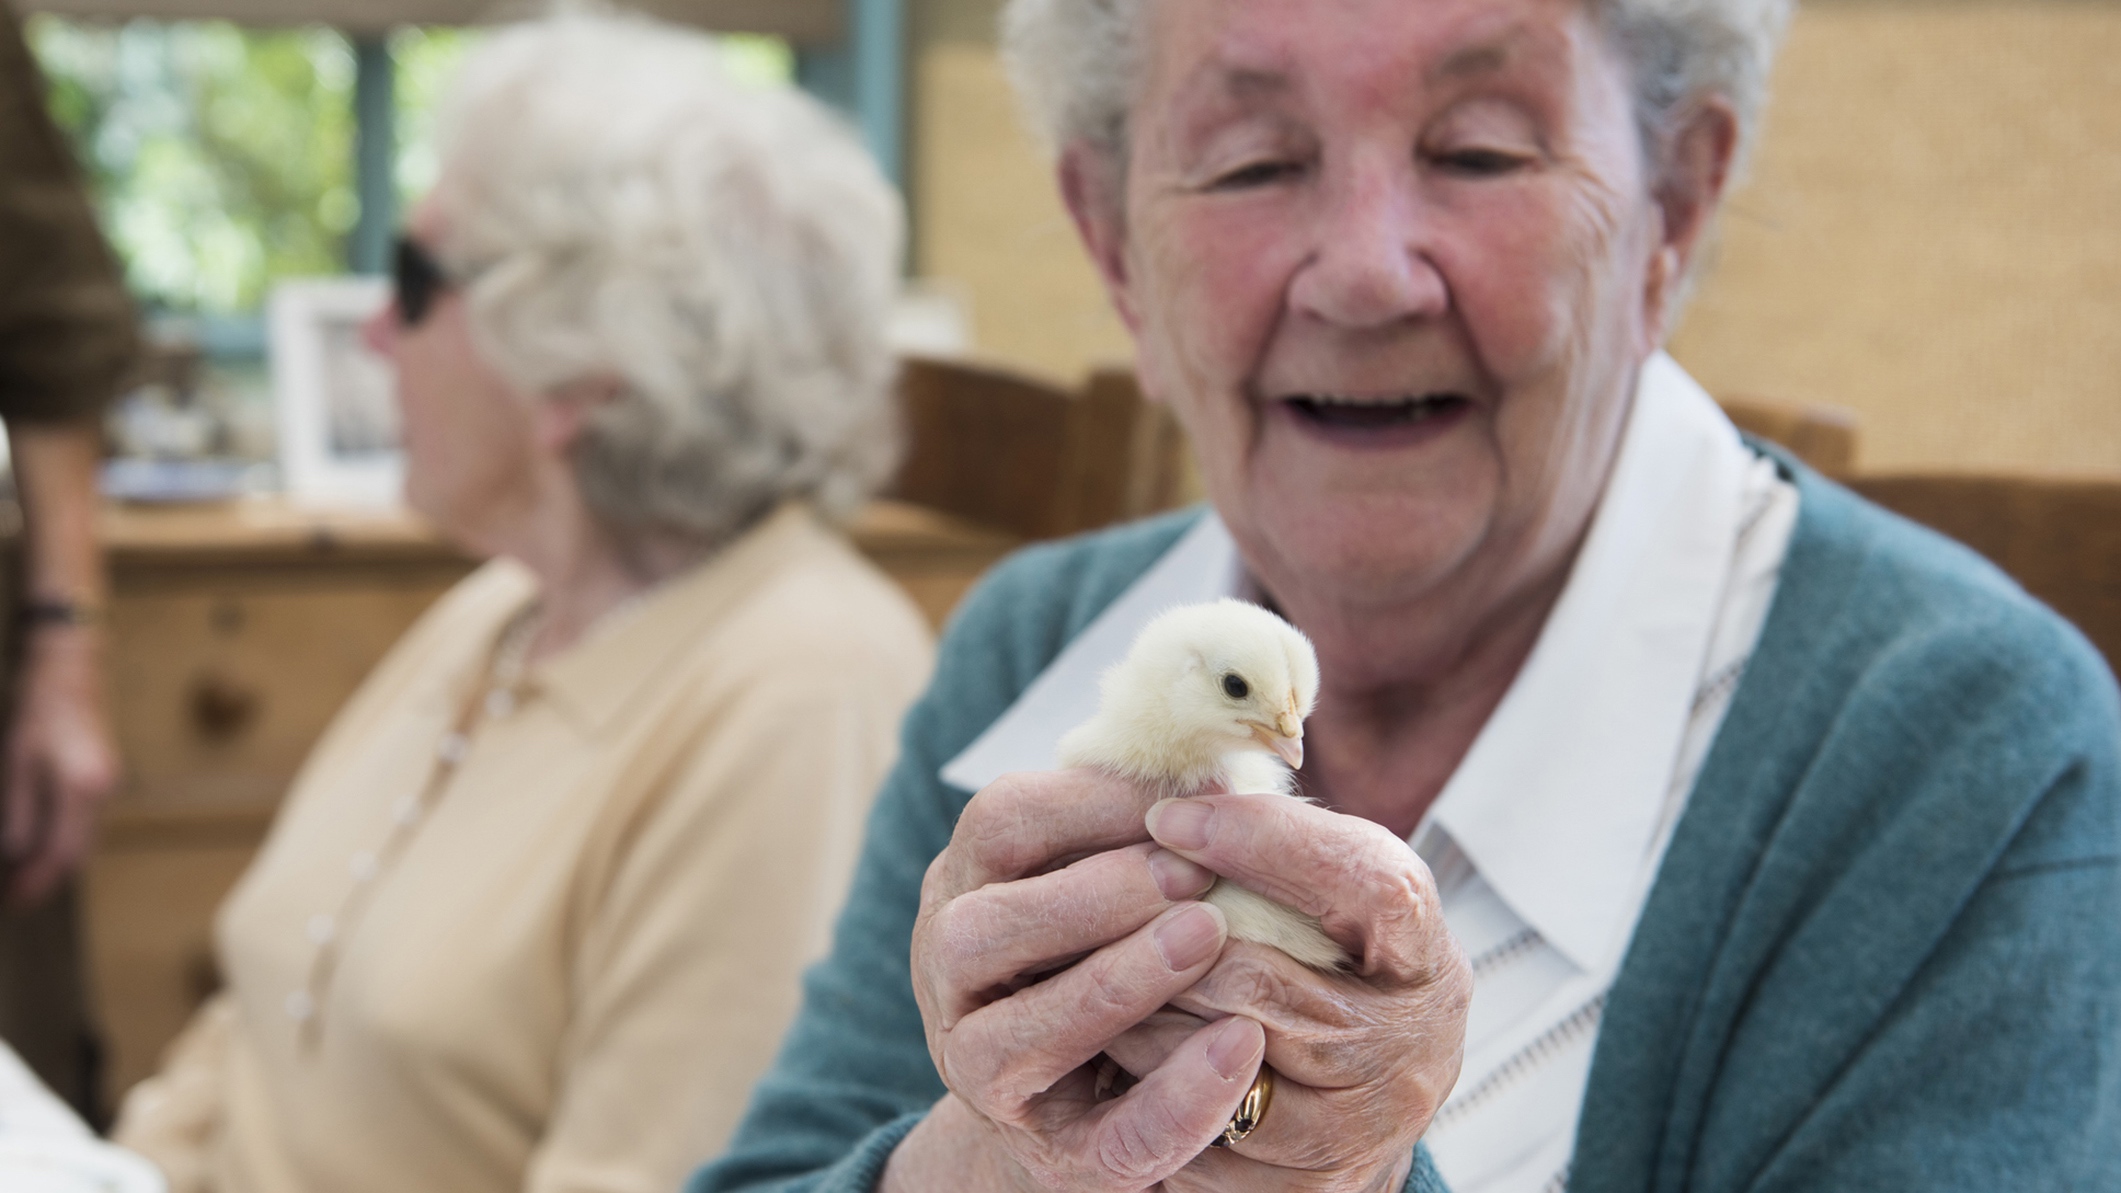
{"left": 524, "top": 502, "right": 830, "bottom": 737}
{"left": 941, "top": 353, "right": 1752, "bottom": 973}
{"left": 1417, "top": 354, "right": 1752, "bottom": 972}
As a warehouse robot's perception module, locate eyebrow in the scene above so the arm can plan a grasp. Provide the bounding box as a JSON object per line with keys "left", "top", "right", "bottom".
{"left": 1218, "top": 66, "right": 1292, "bottom": 99}
{"left": 1428, "top": 40, "right": 1516, "bottom": 84}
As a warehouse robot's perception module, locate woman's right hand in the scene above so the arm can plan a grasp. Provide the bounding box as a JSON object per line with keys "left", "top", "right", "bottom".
{"left": 884, "top": 768, "right": 1272, "bottom": 1191}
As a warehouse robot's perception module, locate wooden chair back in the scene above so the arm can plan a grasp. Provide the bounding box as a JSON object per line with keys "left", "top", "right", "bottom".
{"left": 1719, "top": 395, "right": 1861, "bottom": 476}
{"left": 1851, "top": 474, "right": 2121, "bottom": 673}
{"left": 888, "top": 357, "right": 1189, "bottom": 540}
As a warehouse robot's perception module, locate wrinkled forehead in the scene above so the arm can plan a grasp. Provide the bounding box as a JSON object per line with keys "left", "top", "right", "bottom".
{"left": 1133, "top": 0, "right": 1621, "bottom": 132}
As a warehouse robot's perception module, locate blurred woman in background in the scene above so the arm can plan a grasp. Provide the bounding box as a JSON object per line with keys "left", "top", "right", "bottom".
{"left": 111, "top": 13, "right": 933, "bottom": 1192}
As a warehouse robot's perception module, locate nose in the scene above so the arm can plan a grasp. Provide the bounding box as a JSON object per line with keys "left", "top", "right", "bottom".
{"left": 1288, "top": 156, "right": 1448, "bottom": 330}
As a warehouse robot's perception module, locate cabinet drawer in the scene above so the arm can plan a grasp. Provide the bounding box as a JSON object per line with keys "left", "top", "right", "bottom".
{"left": 108, "top": 576, "right": 464, "bottom": 813}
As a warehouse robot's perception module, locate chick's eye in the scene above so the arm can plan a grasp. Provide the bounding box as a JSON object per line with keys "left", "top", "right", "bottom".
{"left": 1222, "top": 673, "right": 1250, "bottom": 700}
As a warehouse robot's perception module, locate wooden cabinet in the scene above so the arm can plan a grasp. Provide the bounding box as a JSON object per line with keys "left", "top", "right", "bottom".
{"left": 83, "top": 498, "right": 1013, "bottom": 1109}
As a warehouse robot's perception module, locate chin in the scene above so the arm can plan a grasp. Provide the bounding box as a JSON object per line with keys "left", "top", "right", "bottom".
{"left": 1238, "top": 487, "right": 1496, "bottom": 611}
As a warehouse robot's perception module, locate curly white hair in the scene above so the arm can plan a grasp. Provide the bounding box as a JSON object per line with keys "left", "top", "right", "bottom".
{"left": 430, "top": 10, "right": 903, "bottom": 546}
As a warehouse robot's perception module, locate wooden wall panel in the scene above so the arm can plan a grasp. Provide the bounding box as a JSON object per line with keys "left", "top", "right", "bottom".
{"left": 1668, "top": 0, "right": 2121, "bottom": 477}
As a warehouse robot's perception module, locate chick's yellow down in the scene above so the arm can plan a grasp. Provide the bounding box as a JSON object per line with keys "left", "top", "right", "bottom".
{"left": 1057, "top": 599, "right": 1347, "bottom": 970}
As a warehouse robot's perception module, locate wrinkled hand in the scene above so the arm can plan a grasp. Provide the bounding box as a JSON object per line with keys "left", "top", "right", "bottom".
{"left": 1099, "top": 793, "right": 1472, "bottom": 1192}
{"left": 897, "top": 768, "right": 1271, "bottom": 1191}
{"left": 893, "top": 772, "right": 1470, "bottom": 1193}
{"left": 5, "top": 628, "right": 120, "bottom": 908}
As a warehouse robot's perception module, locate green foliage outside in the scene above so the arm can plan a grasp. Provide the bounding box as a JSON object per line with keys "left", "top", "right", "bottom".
{"left": 28, "top": 17, "right": 470, "bottom": 319}
{"left": 29, "top": 19, "right": 790, "bottom": 322}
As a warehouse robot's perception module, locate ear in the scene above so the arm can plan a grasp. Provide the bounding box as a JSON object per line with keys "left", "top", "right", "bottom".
{"left": 1643, "top": 99, "right": 1738, "bottom": 340}
{"left": 531, "top": 376, "right": 623, "bottom": 455}
{"left": 1060, "top": 141, "right": 1145, "bottom": 337}
{"left": 1060, "top": 141, "right": 1180, "bottom": 403}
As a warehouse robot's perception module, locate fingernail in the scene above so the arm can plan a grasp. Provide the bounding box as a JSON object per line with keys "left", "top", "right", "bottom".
{"left": 1206, "top": 1017, "right": 1263, "bottom": 1081}
{"left": 1147, "top": 798, "right": 1214, "bottom": 851}
{"left": 1148, "top": 849, "right": 1214, "bottom": 900}
{"left": 1154, "top": 903, "right": 1223, "bottom": 971}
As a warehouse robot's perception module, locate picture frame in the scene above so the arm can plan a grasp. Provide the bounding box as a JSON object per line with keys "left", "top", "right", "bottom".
{"left": 269, "top": 277, "right": 402, "bottom": 507}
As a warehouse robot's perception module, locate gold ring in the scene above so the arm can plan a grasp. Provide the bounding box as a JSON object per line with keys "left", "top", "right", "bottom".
{"left": 1209, "top": 1065, "right": 1274, "bottom": 1148}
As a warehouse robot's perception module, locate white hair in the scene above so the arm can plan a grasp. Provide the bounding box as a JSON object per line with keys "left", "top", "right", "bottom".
{"left": 1001, "top": 0, "right": 1792, "bottom": 178}
{"left": 431, "top": 10, "right": 904, "bottom": 546}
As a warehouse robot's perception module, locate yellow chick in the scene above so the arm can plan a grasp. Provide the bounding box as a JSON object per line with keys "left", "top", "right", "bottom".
{"left": 1057, "top": 599, "right": 1346, "bottom": 970}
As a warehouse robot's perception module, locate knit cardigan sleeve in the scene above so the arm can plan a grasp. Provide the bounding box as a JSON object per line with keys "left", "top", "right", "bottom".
{"left": 686, "top": 508, "right": 1451, "bottom": 1193}
{"left": 1572, "top": 466, "right": 2121, "bottom": 1193}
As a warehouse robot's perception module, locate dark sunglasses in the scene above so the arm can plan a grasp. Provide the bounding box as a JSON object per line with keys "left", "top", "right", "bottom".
{"left": 393, "top": 235, "right": 455, "bottom": 327}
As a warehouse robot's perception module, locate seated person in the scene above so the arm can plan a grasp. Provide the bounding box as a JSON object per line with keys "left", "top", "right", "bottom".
{"left": 112, "top": 13, "right": 933, "bottom": 1193}
{"left": 692, "top": 0, "right": 2121, "bottom": 1189}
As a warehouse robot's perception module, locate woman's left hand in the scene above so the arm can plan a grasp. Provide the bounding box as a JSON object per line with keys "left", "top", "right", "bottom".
{"left": 1105, "top": 791, "right": 1472, "bottom": 1192}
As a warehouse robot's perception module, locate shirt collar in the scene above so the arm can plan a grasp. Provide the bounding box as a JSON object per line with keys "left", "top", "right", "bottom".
{"left": 1420, "top": 353, "right": 1750, "bottom": 971}
{"left": 940, "top": 353, "right": 1751, "bottom": 973}
{"left": 529, "top": 503, "right": 830, "bottom": 737}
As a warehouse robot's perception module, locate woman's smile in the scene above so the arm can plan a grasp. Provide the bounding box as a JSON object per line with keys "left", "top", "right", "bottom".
{"left": 1271, "top": 391, "right": 1477, "bottom": 449}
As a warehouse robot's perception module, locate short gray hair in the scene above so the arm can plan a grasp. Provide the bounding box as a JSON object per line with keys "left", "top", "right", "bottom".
{"left": 1001, "top": 0, "right": 1792, "bottom": 179}
{"left": 431, "top": 11, "right": 903, "bottom": 547}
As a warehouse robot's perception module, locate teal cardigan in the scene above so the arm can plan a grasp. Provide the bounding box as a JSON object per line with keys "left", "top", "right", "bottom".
{"left": 691, "top": 461, "right": 2121, "bottom": 1193}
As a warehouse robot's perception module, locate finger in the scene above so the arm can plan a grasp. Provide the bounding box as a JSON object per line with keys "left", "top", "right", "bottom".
{"left": 9, "top": 845, "right": 64, "bottom": 908}
{"left": 1165, "top": 940, "right": 1393, "bottom": 1087}
{"left": 1182, "top": 1050, "right": 1449, "bottom": 1176}
{"left": 3, "top": 739, "right": 40, "bottom": 859}
{"left": 1068, "top": 1016, "right": 1265, "bottom": 1189}
{"left": 1103, "top": 1007, "right": 1210, "bottom": 1079}
{"left": 944, "top": 901, "right": 1228, "bottom": 1107}
{"left": 932, "top": 769, "right": 1166, "bottom": 901}
{"left": 40, "top": 779, "right": 99, "bottom": 887}
{"left": 1148, "top": 794, "right": 1443, "bottom": 981}
{"left": 6, "top": 776, "right": 61, "bottom": 909}
{"left": 924, "top": 844, "right": 1217, "bottom": 1024}
{"left": 1166, "top": 938, "right": 1471, "bottom": 1140}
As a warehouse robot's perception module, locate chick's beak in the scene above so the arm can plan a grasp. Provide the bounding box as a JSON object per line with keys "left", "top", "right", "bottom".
{"left": 1251, "top": 720, "right": 1305, "bottom": 770}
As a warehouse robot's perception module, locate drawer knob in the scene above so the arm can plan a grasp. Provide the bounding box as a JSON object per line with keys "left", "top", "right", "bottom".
{"left": 189, "top": 673, "right": 260, "bottom": 742}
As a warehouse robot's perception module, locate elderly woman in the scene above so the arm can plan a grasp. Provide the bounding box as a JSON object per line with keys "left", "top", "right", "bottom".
{"left": 107, "top": 14, "right": 933, "bottom": 1193}
{"left": 693, "top": 0, "right": 2121, "bottom": 1190}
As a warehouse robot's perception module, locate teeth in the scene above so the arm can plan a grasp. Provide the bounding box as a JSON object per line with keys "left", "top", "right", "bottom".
{"left": 1300, "top": 393, "right": 1452, "bottom": 406}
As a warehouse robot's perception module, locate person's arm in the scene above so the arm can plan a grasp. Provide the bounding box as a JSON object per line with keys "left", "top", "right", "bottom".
{"left": 2, "top": 418, "right": 119, "bottom": 906}
{"left": 1744, "top": 790, "right": 2119, "bottom": 1190}
{"left": 0, "top": 14, "right": 136, "bottom": 907}
{"left": 521, "top": 640, "right": 928, "bottom": 1193}
{"left": 108, "top": 992, "right": 236, "bottom": 1193}
{"left": 1573, "top": 588, "right": 2121, "bottom": 1193}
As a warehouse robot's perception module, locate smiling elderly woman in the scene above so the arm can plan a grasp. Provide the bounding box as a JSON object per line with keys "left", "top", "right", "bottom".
{"left": 689, "top": 0, "right": 2121, "bottom": 1190}
{"left": 108, "top": 14, "right": 934, "bottom": 1193}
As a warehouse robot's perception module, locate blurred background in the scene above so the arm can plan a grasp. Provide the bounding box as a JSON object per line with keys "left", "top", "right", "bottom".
{"left": 23, "top": 0, "right": 2121, "bottom": 484}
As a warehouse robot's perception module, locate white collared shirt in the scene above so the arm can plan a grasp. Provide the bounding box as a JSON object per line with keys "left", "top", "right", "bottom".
{"left": 942, "top": 353, "right": 1800, "bottom": 1193}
